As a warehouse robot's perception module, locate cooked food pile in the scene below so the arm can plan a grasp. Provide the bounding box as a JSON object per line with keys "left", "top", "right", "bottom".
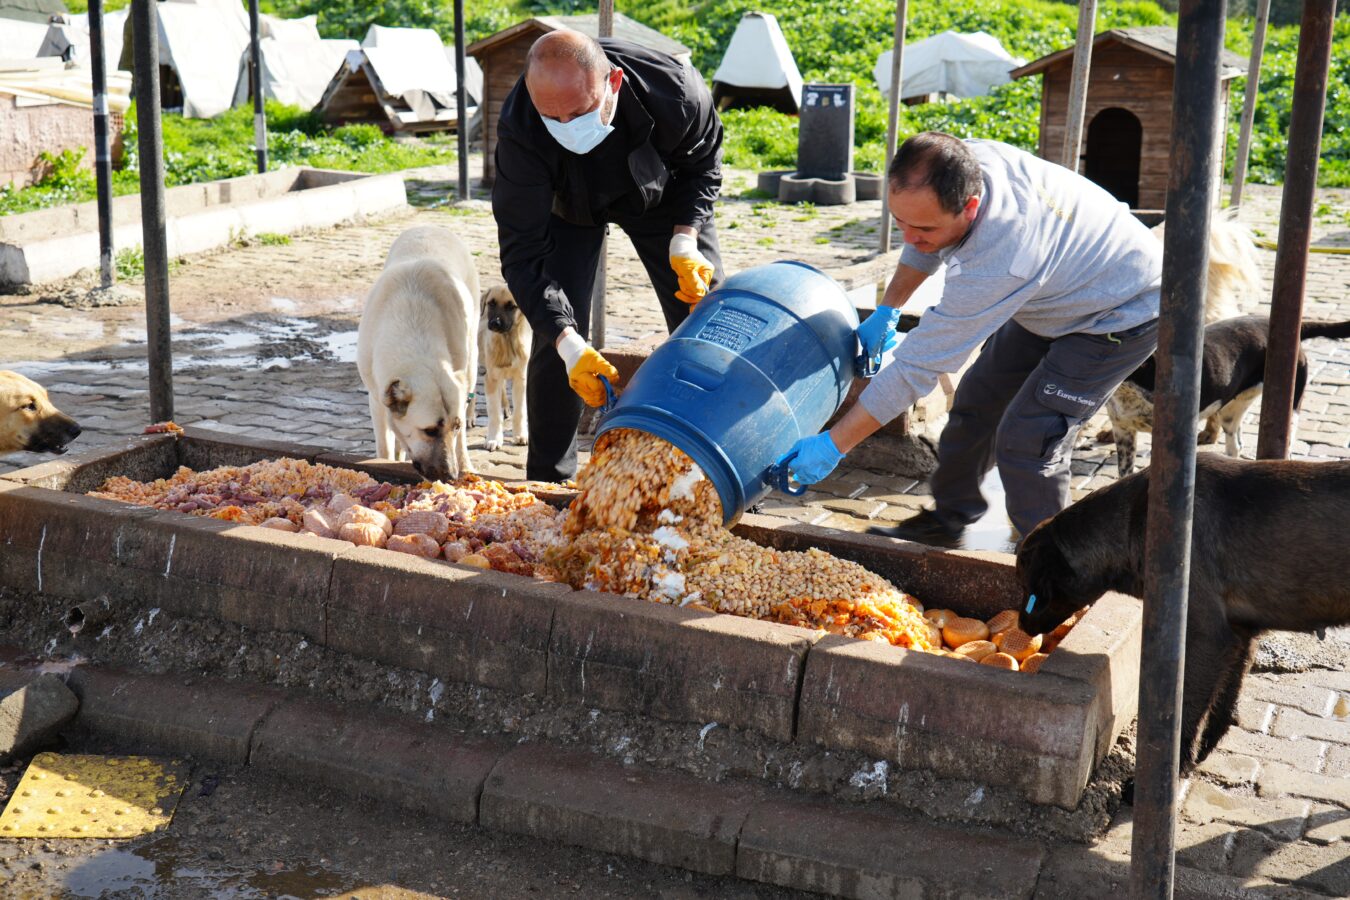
{"left": 89, "top": 430, "right": 1082, "bottom": 667}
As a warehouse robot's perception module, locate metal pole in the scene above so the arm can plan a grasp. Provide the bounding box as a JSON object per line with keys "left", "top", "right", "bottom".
{"left": 1129, "top": 0, "right": 1227, "bottom": 895}
{"left": 1256, "top": 0, "right": 1334, "bottom": 459}
{"left": 454, "top": 0, "right": 469, "bottom": 201}
{"left": 593, "top": 0, "right": 614, "bottom": 351}
{"left": 878, "top": 0, "right": 909, "bottom": 254}
{"left": 87, "top": 0, "right": 115, "bottom": 289}
{"left": 1229, "top": 0, "right": 1271, "bottom": 210}
{"left": 248, "top": 0, "right": 267, "bottom": 173}
{"left": 1061, "top": 0, "right": 1099, "bottom": 171}
{"left": 131, "top": 0, "right": 173, "bottom": 422}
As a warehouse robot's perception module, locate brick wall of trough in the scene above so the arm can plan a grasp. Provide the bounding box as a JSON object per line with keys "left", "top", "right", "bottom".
{"left": 0, "top": 430, "right": 1143, "bottom": 809}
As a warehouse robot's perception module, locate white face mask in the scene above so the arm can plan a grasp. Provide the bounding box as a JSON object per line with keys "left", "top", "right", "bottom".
{"left": 542, "top": 78, "right": 616, "bottom": 155}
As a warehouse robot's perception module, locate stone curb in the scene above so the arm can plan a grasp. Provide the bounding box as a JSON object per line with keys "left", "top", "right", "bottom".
{"left": 0, "top": 429, "right": 1141, "bottom": 808}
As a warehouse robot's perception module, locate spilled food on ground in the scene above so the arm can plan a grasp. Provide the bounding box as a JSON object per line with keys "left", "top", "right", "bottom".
{"left": 89, "top": 429, "right": 1082, "bottom": 668}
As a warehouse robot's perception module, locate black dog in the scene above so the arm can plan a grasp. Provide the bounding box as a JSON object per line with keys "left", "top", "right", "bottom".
{"left": 1106, "top": 316, "right": 1350, "bottom": 474}
{"left": 1018, "top": 453, "right": 1350, "bottom": 775}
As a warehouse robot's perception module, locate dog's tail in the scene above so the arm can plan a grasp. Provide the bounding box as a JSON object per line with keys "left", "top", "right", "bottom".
{"left": 1203, "top": 220, "right": 1261, "bottom": 323}
{"left": 1300, "top": 320, "right": 1350, "bottom": 342}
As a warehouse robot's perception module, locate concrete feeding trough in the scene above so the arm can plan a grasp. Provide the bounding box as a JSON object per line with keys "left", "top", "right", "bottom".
{"left": 0, "top": 168, "right": 407, "bottom": 287}
{"left": 0, "top": 428, "right": 1141, "bottom": 808}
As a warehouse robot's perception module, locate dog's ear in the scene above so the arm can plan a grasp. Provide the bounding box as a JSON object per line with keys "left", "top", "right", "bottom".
{"left": 383, "top": 380, "right": 412, "bottom": 416}
{"left": 480, "top": 288, "right": 491, "bottom": 313}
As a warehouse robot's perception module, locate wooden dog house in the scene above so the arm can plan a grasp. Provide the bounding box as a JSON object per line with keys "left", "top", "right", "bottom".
{"left": 1011, "top": 27, "right": 1246, "bottom": 210}
{"left": 467, "top": 13, "right": 690, "bottom": 186}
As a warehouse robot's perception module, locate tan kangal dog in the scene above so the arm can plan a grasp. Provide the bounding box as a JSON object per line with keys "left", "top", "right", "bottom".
{"left": 477, "top": 284, "right": 531, "bottom": 451}
{"left": 358, "top": 226, "right": 479, "bottom": 481}
{"left": 0, "top": 370, "right": 82, "bottom": 455}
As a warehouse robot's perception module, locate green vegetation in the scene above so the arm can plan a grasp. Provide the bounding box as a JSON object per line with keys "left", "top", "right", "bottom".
{"left": 2, "top": 101, "right": 454, "bottom": 216}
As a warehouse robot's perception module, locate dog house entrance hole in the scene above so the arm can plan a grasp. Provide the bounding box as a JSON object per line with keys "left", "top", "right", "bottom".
{"left": 1084, "top": 107, "right": 1142, "bottom": 208}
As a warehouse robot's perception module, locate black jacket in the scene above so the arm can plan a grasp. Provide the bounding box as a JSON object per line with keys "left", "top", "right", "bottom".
{"left": 492, "top": 39, "right": 723, "bottom": 342}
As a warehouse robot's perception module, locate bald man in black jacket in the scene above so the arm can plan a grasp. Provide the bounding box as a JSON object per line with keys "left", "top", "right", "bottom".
{"left": 493, "top": 30, "right": 725, "bottom": 482}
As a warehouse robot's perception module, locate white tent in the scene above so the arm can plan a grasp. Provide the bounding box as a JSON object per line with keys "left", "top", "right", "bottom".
{"left": 37, "top": 9, "right": 129, "bottom": 68}
{"left": 117, "top": 1, "right": 248, "bottom": 118}
{"left": 260, "top": 12, "right": 320, "bottom": 43}
{"left": 360, "top": 24, "right": 456, "bottom": 107}
{"left": 711, "top": 12, "right": 802, "bottom": 114}
{"left": 232, "top": 34, "right": 357, "bottom": 111}
{"left": 874, "top": 31, "right": 1023, "bottom": 102}
{"left": 0, "top": 18, "right": 50, "bottom": 60}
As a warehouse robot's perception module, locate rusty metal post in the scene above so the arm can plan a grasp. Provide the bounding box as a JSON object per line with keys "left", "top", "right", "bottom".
{"left": 1130, "top": 0, "right": 1227, "bottom": 896}
{"left": 87, "top": 0, "right": 115, "bottom": 288}
{"left": 878, "top": 0, "right": 909, "bottom": 254}
{"left": 131, "top": 0, "right": 173, "bottom": 422}
{"left": 1229, "top": 0, "right": 1271, "bottom": 210}
{"left": 1061, "top": 0, "right": 1098, "bottom": 172}
{"left": 1256, "top": 0, "right": 1335, "bottom": 460}
{"left": 593, "top": 0, "right": 614, "bottom": 350}
{"left": 454, "top": 0, "right": 469, "bottom": 201}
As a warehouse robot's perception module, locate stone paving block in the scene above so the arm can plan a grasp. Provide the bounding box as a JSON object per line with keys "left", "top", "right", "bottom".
{"left": 797, "top": 634, "right": 1101, "bottom": 808}
{"left": 1304, "top": 803, "right": 1350, "bottom": 845}
{"left": 546, "top": 589, "right": 813, "bottom": 742}
{"left": 1218, "top": 728, "right": 1329, "bottom": 773}
{"left": 1257, "top": 761, "right": 1350, "bottom": 806}
{"left": 736, "top": 793, "right": 1045, "bottom": 899}
{"left": 1237, "top": 701, "right": 1276, "bottom": 734}
{"left": 811, "top": 513, "right": 873, "bottom": 532}
{"left": 1271, "top": 707, "right": 1350, "bottom": 745}
{"left": 819, "top": 498, "right": 886, "bottom": 519}
{"left": 1323, "top": 743, "right": 1350, "bottom": 777}
{"left": 1198, "top": 752, "right": 1262, "bottom": 787}
{"left": 1037, "top": 846, "right": 1323, "bottom": 900}
{"left": 1240, "top": 677, "right": 1338, "bottom": 717}
{"left": 250, "top": 696, "right": 505, "bottom": 824}
{"left": 0, "top": 674, "right": 79, "bottom": 764}
{"left": 1182, "top": 780, "right": 1310, "bottom": 842}
{"left": 66, "top": 667, "right": 285, "bottom": 764}
{"left": 1228, "top": 828, "right": 1350, "bottom": 897}
{"left": 326, "top": 546, "right": 564, "bottom": 696}
{"left": 480, "top": 741, "right": 756, "bottom": 876}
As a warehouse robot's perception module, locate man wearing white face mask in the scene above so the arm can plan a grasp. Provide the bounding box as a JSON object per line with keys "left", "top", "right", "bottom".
{"left": 493, "top": 29, "right": 725, "bottom": 482}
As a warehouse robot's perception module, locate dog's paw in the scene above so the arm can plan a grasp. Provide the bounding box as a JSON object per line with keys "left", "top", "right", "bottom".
{"left": 483, "top": 437, "right": 502, "bottom": 452}
{"left": 511, "top": 433, "right": 529, "bottom": 446}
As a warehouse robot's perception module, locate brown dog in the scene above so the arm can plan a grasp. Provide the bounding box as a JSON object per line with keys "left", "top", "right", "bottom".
{"left": 0, "top": 370, "right": 82, "bottom": 455}
{"left": 477, "top": 284, "right": 530, "bottom": 452}
{"left": 1017, "top": 453, "right": 1350, "bottom": 775}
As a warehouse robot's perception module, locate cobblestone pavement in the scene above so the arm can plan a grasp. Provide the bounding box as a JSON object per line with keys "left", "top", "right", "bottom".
{"left": 3, "top": 166, "right": 1350, "bottom": 894}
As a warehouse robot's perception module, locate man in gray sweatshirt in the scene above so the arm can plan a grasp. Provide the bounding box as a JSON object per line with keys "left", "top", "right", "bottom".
{"left": 778, "top": 132, "right": 1161, "bottom": 545}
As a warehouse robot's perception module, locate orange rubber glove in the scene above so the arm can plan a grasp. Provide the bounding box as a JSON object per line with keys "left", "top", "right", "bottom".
{"left": 669, "top": 233, "right": 714, "bottom": 305}
{"left": 557, "top": 332, "right": 620, "bottom": 408}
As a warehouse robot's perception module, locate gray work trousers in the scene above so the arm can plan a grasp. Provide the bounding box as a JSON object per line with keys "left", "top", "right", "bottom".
{"left": 929, "top": 317, "right": 1159, "bottom": 539}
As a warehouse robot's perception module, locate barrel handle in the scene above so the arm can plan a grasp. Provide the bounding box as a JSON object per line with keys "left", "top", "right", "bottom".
{"left": 597, "top": 374, "right": 619, "bottom": 415}
{"left": 769, "top": 449, "right": 809, "bottom": 496}
{"left": 854, "top": 350, "right": 882, "bottom": 379}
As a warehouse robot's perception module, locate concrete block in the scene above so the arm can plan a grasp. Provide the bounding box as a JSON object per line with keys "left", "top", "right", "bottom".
{"left": 797, "top": 84, "right": 854, "bottom": 180}
{"left": 0, "top": 434, "right": 177, "bottom": 491}
{"left": 480, "top": 742, "right": 756, "bottom": 875}
{"left": 1182, "top": 780, "right": 1310, "bottom": 842}
{"left": 737, "top": 793, "right": 1045, "bottom": 899}
{"left": 1217, "top": 728, "right": 1328, "bottom": 773}
{"left": 0, "top": 674, "right": 79, "bottom": 763}
{"left": 1270, "top": 706, "right": 1350, "bottom": 744}
{"left": 178, "top": 426, "right": 328, "bottom": 470}
{"left": 546, "top": 589, "right": 813, "bottom": 741}
{"left": 66, "top": 667, "right": 284, "bottom": 764}
{"left": 1257, "top": 761, "right": 1350, "bottom": 806}
{"left": 250, "top": 697, "right": 505, "bottom": 824}
{"left": 796, "top": 634, "right": 1100, "bottom": 808}
{"left": 1228, "top": 828, "right": 1350, "bottom": 897}
{"left": 325, "top": 547, "right": 563, "bottom": 695}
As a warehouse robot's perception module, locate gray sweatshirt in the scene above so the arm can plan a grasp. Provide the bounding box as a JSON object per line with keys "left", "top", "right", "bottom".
{"left": 859, "top": 139, "right": 1162, "bottom": 425}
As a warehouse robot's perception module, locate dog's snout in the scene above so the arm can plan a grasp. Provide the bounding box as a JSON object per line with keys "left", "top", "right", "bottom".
{"left": 488, "top": 316, "right": 508, "bottom": 332}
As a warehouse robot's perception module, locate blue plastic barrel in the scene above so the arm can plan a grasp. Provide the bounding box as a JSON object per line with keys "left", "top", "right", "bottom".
{"left": 595, "top": 260, "right": 858, "bottom": 525}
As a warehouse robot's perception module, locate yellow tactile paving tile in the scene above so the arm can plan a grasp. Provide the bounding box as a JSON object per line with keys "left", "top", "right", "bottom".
{"left": 0, "top": 752, "right": 188, "bottom": 838}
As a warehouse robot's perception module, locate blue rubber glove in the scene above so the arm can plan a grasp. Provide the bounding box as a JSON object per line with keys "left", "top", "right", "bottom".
{"left": 778, "top": 432, "right": 845, "bottom": 486}
{"left": 856, "top": 306, "right": 901, "bottom": 359}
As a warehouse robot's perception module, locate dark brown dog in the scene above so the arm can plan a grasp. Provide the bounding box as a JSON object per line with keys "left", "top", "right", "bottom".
{"left": 1018, "top": 453, "right": 1350, "bottom": 774}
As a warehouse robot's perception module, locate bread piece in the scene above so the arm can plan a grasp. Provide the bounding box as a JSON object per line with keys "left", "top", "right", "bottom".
{"left": 1021, "top": 653, "right": 1049, "bottom": 674}
{"left": 980, "top": 652, "right": 1019, "bottom": 671}
{"left": 338, "top": 521, "right": 387, "bottom": 548}
{"left": 953, "top": 639, "right": 997, "bottom": 662}
{"left": 985, "top": 609, "right": 1019, "bottom": 636}
{"left": 993, "top": 628, "right": 1044, "bottom": 662}
{"left": 925, "top": 608, "right": 956, "bottom": 629}
{"left": 300, "top": 508, "right": 336, "bottom": 539}
{"left": 258, "top": 517, "right": 298, "bottom": 532}
{"left": 337, "top": 504, "right": 393, "bottom": 536}
{"left": 458, "top": 553, "right": 492, "bottom": 569}
{"left": 942, "top": 616, "right": 990, "bottom": 649}
{"left": 394, "top": 509, "right": 451, "bottom": 543}
{"left": 386, "top": 533, "right": 441, "bottom": 559}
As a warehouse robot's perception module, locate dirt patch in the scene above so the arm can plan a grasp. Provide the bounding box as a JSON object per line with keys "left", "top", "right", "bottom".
{"left": 0, "top": 586, "right": 1131, "bottom": 845}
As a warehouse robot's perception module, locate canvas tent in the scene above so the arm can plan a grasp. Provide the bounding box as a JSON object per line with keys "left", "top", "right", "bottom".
{"left": 231, "top": 16, "right": 356, "bottom": 113}
{"left": 873, "top": 31, "right": 1022, "bottom": 103}
{"left": 37, "top": 9, "right": 129, "bottom": 67}
{"left": 315, "top": 25, "right": 478, "bottom": 133}
{"left": 0, "top": 18, "right": 49, "bottom": 59}
{"left": 119, "top": 0, "right": 248, "bottom": 118}
{"left": 712, "top": 12, "right": 803, "bottom": 114}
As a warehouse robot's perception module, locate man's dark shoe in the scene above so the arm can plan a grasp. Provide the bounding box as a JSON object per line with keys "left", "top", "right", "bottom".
{"left": 867, "top": 508, "right": 963, "bottom": 548}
